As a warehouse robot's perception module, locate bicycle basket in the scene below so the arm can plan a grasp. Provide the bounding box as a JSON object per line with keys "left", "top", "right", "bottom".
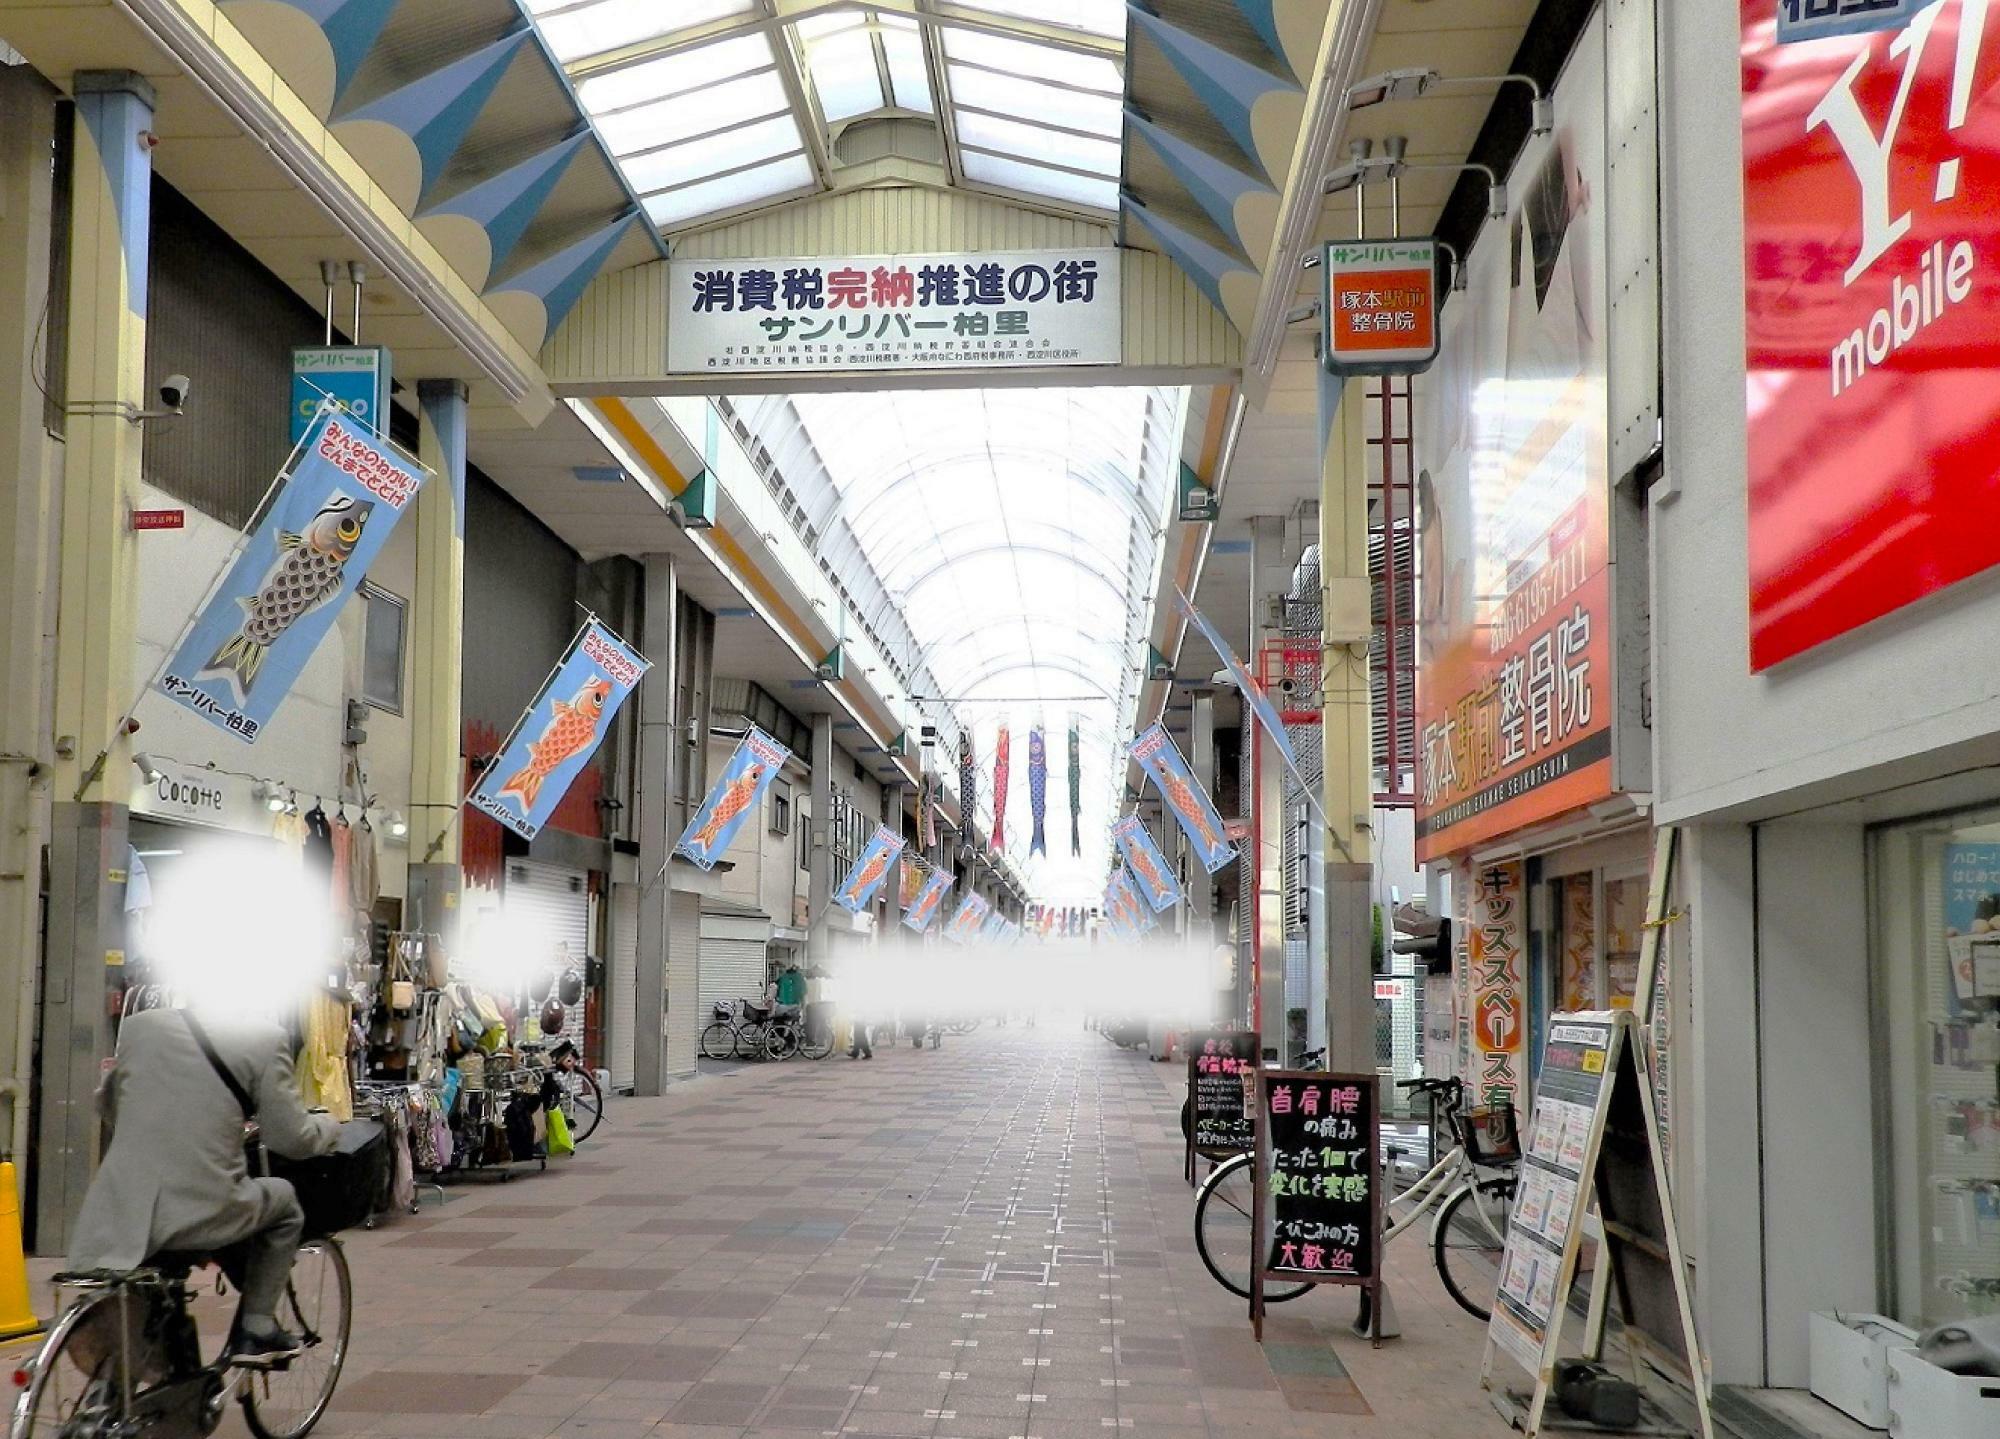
{"left": 266, "top": 1118, "right": 390, "bottom": 1236}
{"left": 1456, "top": 1104, "right": 1521, "bottom": 1166}
{"left": 712, "top": 1001, "right": 733, "bottom": 1022}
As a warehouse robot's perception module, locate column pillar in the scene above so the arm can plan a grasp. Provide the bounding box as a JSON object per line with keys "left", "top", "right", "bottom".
{"left": 1250, "top": 514, "right": 1289, "bottom": 1059}
{"left": 0, "top": 65, "right": 57, "bottom": 1194}
{"left": 38, "top": 72, "right": 155, "bottom": 1253}
{"left": 1318, "top": 368, "right": 1376, "bottom": 1073}
{"left": 406, "top": 379, "right": 466, "bottom": 943}
{"left": 808, "top": 714, "right": 833, "bottom": 966}
{"left": 883, "top": 781, "right": 907, "bottom": 938}
{"left": 633, "top": 555, "right": 677, "bottom": 1095}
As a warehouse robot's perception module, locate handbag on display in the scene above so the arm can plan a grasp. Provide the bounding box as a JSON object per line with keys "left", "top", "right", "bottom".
{"left": 546, "top": 1105, "right": 574, "bottom": 1157}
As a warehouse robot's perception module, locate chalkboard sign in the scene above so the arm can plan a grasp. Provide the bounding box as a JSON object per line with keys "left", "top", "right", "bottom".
{"left": 1186, "top": 1030, "right": 1259, "bottom": 1177}
{"left": 1249, "top": 1070, "right": 1381, "bottom": 1340}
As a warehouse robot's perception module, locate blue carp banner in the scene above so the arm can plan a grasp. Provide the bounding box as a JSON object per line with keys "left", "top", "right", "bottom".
{"left": 468, "top": 621, "right": 650, "bottom": 841}
{"left": 675, "top": 726, "right": 791, "bottom": 870}
{"left": 1130, "top": 722, "right": 1237, "bottom": 873}
{"left": 903, "top": 864, "right": 952, "bottom": 934}
{"left": 1174, "top": 588, "right": 1326, "bottom": 828}
{"left": 1028, "top": 726, "right": 1048, "bottom": 856}
{"left": 944, "top": 893, "right": 991, "bottom": 944}
{"left": 835, "top": 824, "right": 906, "bottom": 914}
{"left": 1107, "top": 867, "right": 1156, "bottom": 934}
{"left": 1113, "top": 815, "right": 1183, "bottom": 913}
{"left": 978, "top": 910, "right": 1008, "bottom": 943}
{"left": 159, "top": 407, "right": 426, "bottom": 742}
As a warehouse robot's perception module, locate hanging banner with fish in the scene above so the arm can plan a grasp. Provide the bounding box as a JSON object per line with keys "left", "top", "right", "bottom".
{"left": 1131, "top": 722, "right": 1237, "bottom": 873}
{"left": 903, "top": 864, "right": 952, "bottom": 934}
{"left": 158, "top": 406, "right": 428, "bottom": 742}
{"left": 978, "top": 910, "right": 1009, "bottom": 943}
{"left": 944, "top": 892, "right": 991, "bottom": 944}
{"left": 956, "top": 732, "right": 977, "bottom": 840}
{"left": 992, "top": 725, "right": 1012, "bottom": 851}
{"left": 467, "top": 619, "right": 651, "bottom": 841}
{"left": 1174, "top": 588, "right": 1328, "bottom": 829}
{"left": 1067, "top": 719, "right": 1082, "bottom": 858}
{"left": 1028, "top": 726, "right": 1048, "bottom": 857}
{"left": 834, "top": 824, "right": 906, "bottom": 914}
{"left": 1113, "top": 815, "right": 1184, "bottom": 913}
{"left": 1107, "top": 866, "right": 1157, "bottom": 934}
{"left": 674, "top": 725, "right": 792, "bottom": 869}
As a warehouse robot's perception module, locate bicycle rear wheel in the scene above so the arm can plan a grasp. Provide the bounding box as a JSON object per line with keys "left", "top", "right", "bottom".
{"left": 1433, "top": 1176, "right": 1516, "bottom": 1320}
{"left": 241, "top": 1238, "right": 352, "bottom": 1439}
{"left": 764, "top": 1023, "right": 801, "bottom": 1061}
{"left": 1193, "top": 1154, "right": 1310, "bottom": 1304}
{"left": 14, "top": 1290, "right": 136, "bottom": 1439}
{"left": 700, "top": 1023, "right": 736, "bottom": 1060}
{"left": 559, "top": 1067, "right": 604, "bottom": 1144}
{"left": 734, "top": 1024, "right": 766, "bottom": 1060}
{"left": 799, "top": 1028, "right": 835, "bottom": 1060}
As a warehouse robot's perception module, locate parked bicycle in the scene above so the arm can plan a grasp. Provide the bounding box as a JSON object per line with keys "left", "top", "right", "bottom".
{"left": 699, "top": 1000, "right": 832, "bottom": 1062}
{"left": 1192, "top": 1074, "right": 1517, "bottom": 1318}
{"left": 517, "top": 1038, "right": 604, "bottom": 1144}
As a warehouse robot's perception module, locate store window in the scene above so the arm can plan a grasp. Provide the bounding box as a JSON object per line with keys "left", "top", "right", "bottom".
{"left": 360, "top": 581, "right": 406, "bottom": 714}
{"left": 1874, "top": 810, "right": 2000, "bottom": 1328}
{"left": 770, "top": 781, "right": 792, "bottom": 836}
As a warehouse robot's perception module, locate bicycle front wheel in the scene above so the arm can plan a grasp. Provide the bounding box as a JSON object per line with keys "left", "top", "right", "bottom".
{"left": 241, "top": 1237, "right": 352, "bottom": 1439}
{"left": 764, "top": 1024, "right": 801, "bottom": 1061}
{"left": 1433, "top": 1176, "right": 1516, "bottom": 1320}
{"left": 700, "top": 1023, "right": 737, "bottom": 1060}
{"left": 559, "top": 1068, "right": 604, "bottom": 1144}
{"left": 734, "top": 1024, "right": 766, "bottom": 1060}
{"left": 1193, "top": 1154, "right": 1311, "bottom": 1304}
{"left": 13, "top": 1290, "right": 138, "bottom": 1439}
{"left": 799, "top": 1029, "right": 835, "bottom": 1060}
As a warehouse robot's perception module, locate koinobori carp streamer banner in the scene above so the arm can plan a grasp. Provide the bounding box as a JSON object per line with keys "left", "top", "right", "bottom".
{"left": 944, "top": 892, "right": 991, "bottom": 944}
{"left": 159, "top": 406, "right": 427, "bottom": 742}
{"left": 902, "top": 864, "right": 952, "bottom": 934}
{"left": 675, "top": 727, "right": 792, "bottom": 869}
{"left": 1113, "top": 815, "right": 1183, "bottom": 912}
{"left": 834, "top": 824, "right": 906, "bottom": 914}
{"left": 467, "top": 620, "right": 650, "bottom": 841}
{"left": 1130, "top": 723, "right": 1237, "bottom": 873}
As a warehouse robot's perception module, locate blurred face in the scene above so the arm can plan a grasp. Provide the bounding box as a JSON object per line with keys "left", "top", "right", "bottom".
{"left": 145, "top": 842, "right": 334, "bottom": 1030}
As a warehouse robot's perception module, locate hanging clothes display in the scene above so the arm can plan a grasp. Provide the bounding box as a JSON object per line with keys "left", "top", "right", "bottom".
{"left": 1028, "top": 727, "right": 1048, "bottom": 857}
{"left": 349, "top": 818, "right": 379, "bottom": 916}
{"left": 296, "top": 992, "right": 354, "bottom": 1120}
{"left": 992, "top": 726, "right": 1011, "bottom": 851}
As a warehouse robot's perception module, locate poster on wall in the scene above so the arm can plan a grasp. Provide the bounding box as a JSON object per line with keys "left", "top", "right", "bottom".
{"left": 1413, "top": 11, "right": 1612, "bottom": 864}
{"left": 158, "top": 406, "right": 427, "bottom": 743}
{"left": 1742, "top": 0, "right": 2000, "bottom": 669}
{"left": 467, "top": 620, "right": 650, "bottom": 842}
{"left": 667, "top": 249, "right": 1122, "bottom": 375}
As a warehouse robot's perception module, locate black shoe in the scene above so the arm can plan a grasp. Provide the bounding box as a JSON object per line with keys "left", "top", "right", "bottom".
{"left": 229, "top": 1327, "right": 304, "bottom": 1368}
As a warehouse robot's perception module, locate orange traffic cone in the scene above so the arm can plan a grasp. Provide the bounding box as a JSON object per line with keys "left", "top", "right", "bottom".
{"left": 0, "top": 1163, "right": 41, "bottom": 1339}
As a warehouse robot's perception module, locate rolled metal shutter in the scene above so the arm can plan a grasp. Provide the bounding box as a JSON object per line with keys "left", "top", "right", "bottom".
{"left": 698, "top": 915, "right": 768, "bottom": 1027}
{"left": 503, "top": 861, "right": 589, "bottom": 1050}
{"left": 609, "top": 884, "right": 638, "bottom": 1091}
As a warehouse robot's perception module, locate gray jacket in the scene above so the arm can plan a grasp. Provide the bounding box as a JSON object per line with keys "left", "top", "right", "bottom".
{"left": 67, "top": 1008, "right": 340, "bottom": 1273}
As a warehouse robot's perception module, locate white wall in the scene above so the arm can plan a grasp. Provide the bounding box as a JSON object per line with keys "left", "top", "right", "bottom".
{"left": 1656, "top": 0, "right": 2000, "bottom": 827}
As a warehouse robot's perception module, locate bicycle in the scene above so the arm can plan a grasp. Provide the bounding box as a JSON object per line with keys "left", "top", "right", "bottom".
{"left": 760, "top": 1009, "right": 833, "bottom": 1061}
{"left": 15, "top": 1238, "right": 351, "bottom": 1439}
{"left": 518, "top": 1039, "right": 604, "bottom": 1144}
{"left": 1192, "top": 1075, "right": 1517, "bottom": 1319}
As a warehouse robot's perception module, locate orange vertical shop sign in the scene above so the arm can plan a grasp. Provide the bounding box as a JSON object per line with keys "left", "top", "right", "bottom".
{"left": 1320, "top": 239, "right": 1439, "bottom": 374}
{"left": 1470, "top": 862, "right": 1526, "bottom": 1113}
{"left": 1413, "top": 24, "right": 1615, "bottom": 865}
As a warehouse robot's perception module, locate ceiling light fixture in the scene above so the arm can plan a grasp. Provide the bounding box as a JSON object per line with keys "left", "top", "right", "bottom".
{"left": 1323, "top": 154, "right": 1506, "bottom": 220}
{"left": 1346, "top": 66, "right": 1554, "bottom": 136}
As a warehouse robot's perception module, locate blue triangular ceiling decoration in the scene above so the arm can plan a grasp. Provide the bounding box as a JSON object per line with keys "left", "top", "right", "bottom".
{"left": 1122, "top": 199, "right": 1242, "bottom": 321}
{"left": 488, "top": 212, "right": 643, "bottom": 344}
{"left": 276, "top": 0, "right": 401, "bottom": 111}
{"left": 1126, "top": 110, "right": 1265, "bottom": 260}
{"left": 421, "top": 132, "right": 590, "bottom": 278}
{"left": 340, "top": 29, "right": 531, "bottom": 205}
{"left": 1223, "top": 0, "right": 1291, "bottom": 79}
{"left": 1128, "top": 5, "right": 1297, "bottom": 180}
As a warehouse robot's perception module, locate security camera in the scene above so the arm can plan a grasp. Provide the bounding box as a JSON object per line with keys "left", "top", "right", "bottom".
{"left": 159, "top": 375, "right": 191, "bottom": 412}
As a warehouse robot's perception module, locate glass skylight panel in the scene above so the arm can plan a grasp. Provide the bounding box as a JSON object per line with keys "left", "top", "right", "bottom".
{"left": 577, "top": 34, "right": 773, "bottom": 113}
{"left": 939, "top": 27, "right": 1122, "bottom": 93}
{"left": 961, "top": 151, "right": 1118, "bottom": 210}
{"left": 619, "top": 114, "right": 800, "bottom": 195}
{"left": 804, "top": 24, "right": 885, "bottom": 122}
{"left": 642, "top": 153, "right": 813, "bottom": 228}
{"left": 953, "top": 111, "right": 1120, "bottom": 176}
{"left": 596, "top": 71, "right": 794, "bottom": 156}
{"left": 948, "top": 0, "right": 1127, "bottom": 39}
{"left": 538, "top": 2, "right": 757, "bottom": 66}
{"left": 946, "top": 67, "right": 1122, "bottom": 137}
{"left": 881, "top": 26, "right": 934, "bottom": 112}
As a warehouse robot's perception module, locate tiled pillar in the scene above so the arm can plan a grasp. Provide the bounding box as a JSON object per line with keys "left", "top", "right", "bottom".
{"left": 633, "top": 554, "right": 678, "bottom": 1096}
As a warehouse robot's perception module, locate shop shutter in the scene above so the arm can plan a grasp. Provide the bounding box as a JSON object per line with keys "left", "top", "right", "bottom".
{"left": 666, "top": 892, "right": 701, "bottom": 1078}
{"left": 503, "top": 861, "right": 589, "bottom": 1051}
{"left": 698, "top": 915, "right": 768, "bottom": 1028}
{"left": 609, "top": 884, "right": 638, "bottom": 1091}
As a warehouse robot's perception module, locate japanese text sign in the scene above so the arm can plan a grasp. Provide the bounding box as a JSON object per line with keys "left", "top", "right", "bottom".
{"left": 668, "top": 249, "right": 1122, "bottom": 376}
{"left": 467, "top": 620, "right": 650, "bottom": 842}
{"left": 675, "top": 727, "right": 791, "bottom": 870}
{"left": 1321, "top": 239, "right": 1439, "bottom": 374}
{"left": 1742, "top": 0, "right": 2000, "bottom": 669}
{"left": 833, "top": 824, "right": 906, "bottom": 914}
{"left": 1468, "top": 862, "right": 1527, "bottom": 1113}
{"left": 1112, "top": 815, "right": 1183, "bottom": 912}
{"left": 1131, "top": 723, "right": 1238, "bottom": 873}
{"left": 158, "top": 406, "right": 426, "bottom": 744}
{"left": 903, "top": 864, "right": 952, "bottom": 934}
{"left": 1188, "top": 1030, "right": 1260, "bottom": 1153}
{"left": 1414, "top": 16, "right": 1612, "bottom": 862}
{"left": 1256, "top": 1071, "right": 1380, "bottom": 1284}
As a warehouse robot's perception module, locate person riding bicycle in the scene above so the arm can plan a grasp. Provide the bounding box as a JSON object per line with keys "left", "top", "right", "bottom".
{"left": 67, "top": 1004, "right": 340, "bottom": 1366}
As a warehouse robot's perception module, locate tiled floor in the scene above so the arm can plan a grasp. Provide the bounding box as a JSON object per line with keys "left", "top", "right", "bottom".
{"left": 35, "top": 1025, "right": 1516, "bottom": 1438}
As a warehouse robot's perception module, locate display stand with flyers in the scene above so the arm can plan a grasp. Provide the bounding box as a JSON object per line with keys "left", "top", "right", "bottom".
{"left": 1481, "top": 1008, "right": 1711, "bottom": 1438}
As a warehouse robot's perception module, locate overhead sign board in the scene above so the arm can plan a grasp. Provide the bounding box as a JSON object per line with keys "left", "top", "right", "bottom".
{"left": 291, "top": 346, "right": 390, "bottom": 444}
{"left": 1777, "top": 0, "right": 1940, "bottom": 43}
{"left": 667, "top": 249, "right": 1122, "bottom": 375}
{"left": 1741, "top": 0, "right": 2000, "bottom": 669}
{"left": 1321, "top": 239, "right": 1439, "bottom": 375}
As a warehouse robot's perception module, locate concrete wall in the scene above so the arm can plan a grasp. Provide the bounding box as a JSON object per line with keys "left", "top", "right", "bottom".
{"left": 1655, "top": 0, "right": 2000, "bottom": 827}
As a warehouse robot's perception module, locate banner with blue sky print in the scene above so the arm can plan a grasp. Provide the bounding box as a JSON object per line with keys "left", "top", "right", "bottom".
{"left": 674, "top": 726, "right": 791, "bottom": 870}
{"left": 1130, "top": 722, "right": 1238, "bottom": 873}
{"left": 835, "top": 824, "right": 906, "bottom": 914}
{"left": 1113, "top": 815, "right": 1183, "bottom": 912}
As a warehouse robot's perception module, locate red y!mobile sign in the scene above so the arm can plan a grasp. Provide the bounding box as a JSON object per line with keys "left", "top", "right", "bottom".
{"left": 1742, "top": 0, "right": 2000, "bottom": 670}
